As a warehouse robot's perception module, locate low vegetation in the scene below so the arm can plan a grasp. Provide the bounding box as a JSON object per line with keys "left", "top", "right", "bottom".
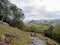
{"left": 44, "top": 25, "right": 60, "bottom": 43}
{"left": 0, "top": 0, "right": 60, "bottom": 45}
{"left": 24, "top": 24, "right": 60, "bottom": 45}
{"left": 36, "top": 34, "right": 59, "bottom": 45}
{"left": 0, "top": 23, "right": 29, "bottom": 45}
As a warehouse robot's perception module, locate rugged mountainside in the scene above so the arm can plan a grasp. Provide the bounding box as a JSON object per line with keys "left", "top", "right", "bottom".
{"left": 28, "top": 19, "right": 60, "bottom": 25}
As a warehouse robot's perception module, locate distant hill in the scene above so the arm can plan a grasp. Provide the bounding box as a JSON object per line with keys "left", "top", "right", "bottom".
{"left": 28, "top": 19, "right": 60, "bottom": 25}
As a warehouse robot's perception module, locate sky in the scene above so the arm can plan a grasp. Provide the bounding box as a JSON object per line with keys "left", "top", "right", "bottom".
{"left": 9, "top": 0, "right": 60, "bottom": 21}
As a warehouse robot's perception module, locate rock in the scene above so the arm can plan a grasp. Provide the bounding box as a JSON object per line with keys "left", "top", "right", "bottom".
{"left": 2, "top": 22, "right": 9, "bottom": 26}
{"left": 0, "top": 21, "right": 9, "bottom": 26}
{"left": 30, "top": 32, "right": 36, "bottom": 37}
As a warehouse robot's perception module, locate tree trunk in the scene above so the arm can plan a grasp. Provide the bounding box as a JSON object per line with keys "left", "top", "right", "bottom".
{"left": 1, "top": 16, "right": 4, "bottom": 22}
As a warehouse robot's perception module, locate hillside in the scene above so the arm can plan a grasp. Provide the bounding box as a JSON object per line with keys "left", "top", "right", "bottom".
{"left": 0, "top": 23, "right": 29, "bottom": 45}
{"left": 0, "top": 0, "right": 60, "bottom": 45}
{"left": 0, "top": 23, "right": 60, "bottom": 45}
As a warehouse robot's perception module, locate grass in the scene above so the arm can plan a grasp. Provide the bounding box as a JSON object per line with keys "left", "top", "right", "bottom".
{"left": 0, "top": 23, "right": 60, "bottom": 45}
{"left": 36, "top": 33, "right": 60, "bottom": 45}
{"left": 0, "top": 23, "right": 29, "bottom": 45}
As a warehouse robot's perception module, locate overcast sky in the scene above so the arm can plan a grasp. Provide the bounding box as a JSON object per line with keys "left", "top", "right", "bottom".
{"left": 9, "top": 0, "right": 60, "bottom": 21}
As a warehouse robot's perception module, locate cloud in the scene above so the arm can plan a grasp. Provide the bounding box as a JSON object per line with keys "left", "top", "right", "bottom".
{"left": 9, "top": 0, "right": 60, "bottom": 21}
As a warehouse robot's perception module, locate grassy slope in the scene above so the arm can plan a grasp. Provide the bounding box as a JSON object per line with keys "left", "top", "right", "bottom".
{"left": 0, "top": 23, "right": 29, "bottom": 45}
{"left": 36, "top": 34, "right": 60, "bottom": 45}
{"left": 0, "top": 23, "right": 60, "bottom": 45}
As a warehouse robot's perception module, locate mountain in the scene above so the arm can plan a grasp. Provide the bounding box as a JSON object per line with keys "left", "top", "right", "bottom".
{"left": 24, "top": 20, "right": 31, "bottom": 23}
{"left": 28, "top": 19, "right": 60, "bottom": 25}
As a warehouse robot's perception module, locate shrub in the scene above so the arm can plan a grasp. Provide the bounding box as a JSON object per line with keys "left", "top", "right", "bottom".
{"left": 44, "top": 25, "right": 60, "bottom": 43}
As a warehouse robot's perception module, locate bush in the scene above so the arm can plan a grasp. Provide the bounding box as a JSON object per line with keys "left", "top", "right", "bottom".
{"left": 24, "top": 24, "right": 40, "bottom": 33}
{"left": 52, "top": 30, "right": 60, "bottom": 42}
{"left": 44, "top": 25, "right": 60, "bottom": 43}
{"left": 10, "top": 20, "right": 25, "bottom": 30}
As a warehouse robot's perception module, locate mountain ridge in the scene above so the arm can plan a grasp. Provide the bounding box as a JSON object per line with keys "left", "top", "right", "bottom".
{"left": 28, "top": 19, "right": 60, "bottom": 25}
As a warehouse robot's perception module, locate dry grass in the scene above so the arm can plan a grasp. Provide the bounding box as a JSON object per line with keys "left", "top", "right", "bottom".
{"left": 36, "top": 34, "right": 60, "bottom": 45}
{"left": 0, "top": 23, "right": 29, "bottom": 45}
